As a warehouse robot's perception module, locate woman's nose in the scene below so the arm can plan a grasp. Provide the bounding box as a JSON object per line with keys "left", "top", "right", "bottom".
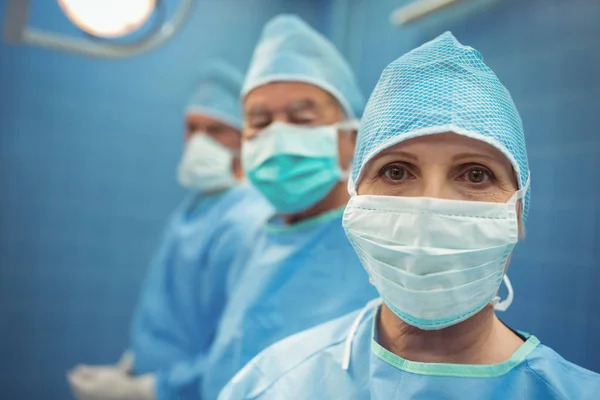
{"left": 420, "top": 176, "right": 455, "bottom": 200}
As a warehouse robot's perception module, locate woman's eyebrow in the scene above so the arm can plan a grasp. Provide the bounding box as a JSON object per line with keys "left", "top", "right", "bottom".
{"left": 451, "top": 152, "right": 502, "bottom": 163}
{"left": 375, "top": 149, "right": 418, "bottom": 162}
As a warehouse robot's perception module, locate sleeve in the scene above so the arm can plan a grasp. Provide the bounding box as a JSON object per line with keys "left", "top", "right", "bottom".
{"left": 130, "top": 209, "right": 193, "bottom": 375}
{"left": 153, "top": 215, "right": 263, "bottom": 400}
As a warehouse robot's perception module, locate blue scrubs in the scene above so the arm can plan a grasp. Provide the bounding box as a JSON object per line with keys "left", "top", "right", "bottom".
{"left": 219, "top": 300, "right": 600, "bottom": 400}
{"left": 200, "top": 206, "right": 379, "bottom": 399}
{"left": 130, "top": 184, "right": 272, "bottom": 400}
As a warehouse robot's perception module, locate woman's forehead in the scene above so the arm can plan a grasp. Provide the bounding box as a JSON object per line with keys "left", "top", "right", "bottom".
{"left": 372, "top": 132, "right": 513, "bottom": 166}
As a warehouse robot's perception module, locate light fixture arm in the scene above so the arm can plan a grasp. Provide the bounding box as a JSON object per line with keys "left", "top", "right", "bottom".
{"left": 390, "top": 0, "right": 466, "bottom": 26}
{"left": 3, "top": 0, "right": 195, "bottom": 58}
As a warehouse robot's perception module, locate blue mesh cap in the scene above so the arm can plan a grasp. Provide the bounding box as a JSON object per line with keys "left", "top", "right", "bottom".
{"left": 351, "top": 32, "right": 530, "bottom": 219}
{"left": 186, "top": 60, "right": 244, "bottom": 131}
{"left": 242, "top": 14, "right": 365, "bottom": 120}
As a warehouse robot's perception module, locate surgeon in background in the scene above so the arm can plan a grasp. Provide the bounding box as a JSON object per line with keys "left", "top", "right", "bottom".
{"left": 196, "top": 14, "right": 379, "bottom": 400}
{"left": 218, "top": 32, "right": 600, "bottom": 400}
{"left": 67, "top": 61, "right": 273, "bottom": 400}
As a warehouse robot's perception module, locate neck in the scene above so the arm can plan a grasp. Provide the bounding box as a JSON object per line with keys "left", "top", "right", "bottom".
{"left": 283, "top": 181, "right": 349, "bottom": 225}
{"left": 377, "top": 303, "right": 524, "bottom": 365}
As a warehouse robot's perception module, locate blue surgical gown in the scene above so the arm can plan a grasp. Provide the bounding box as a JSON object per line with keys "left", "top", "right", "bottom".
{"left": 219, "top": 300, "right": 600, "bottom": 400}
{"left": 129, "top": 184, "right": 273, "bottom": 400}
{"left": 200, "top": 206, "right": 379, "bottom": 399}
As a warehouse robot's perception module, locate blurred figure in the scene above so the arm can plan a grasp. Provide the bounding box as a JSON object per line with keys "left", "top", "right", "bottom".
{"left": 218, "top": 33, "right": 600, "bottom": 400}
{"left": 199, "top": 14, "right": 378, "bottom": 399}
{"left": 67, "top": 61, "right": 273, "bottom": 400}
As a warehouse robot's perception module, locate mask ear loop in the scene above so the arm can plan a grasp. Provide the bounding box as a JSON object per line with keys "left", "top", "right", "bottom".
{"left": 493, "top": 275, "right": 514, "bottom": 312}
{"left": 336, "top": 119, "right": 361, "bottom": 132}
{"left": 347, "top": 175, "right": 358, "bottom": 196}
{"left": 512, "top": 174, "right": 531, "bottom": 215}
{"left": 493, "top": 174, "right": 530, "bottom": 312}
{"left": 335, "top": 120, "right": 359, "bottom": 183}
{"left": 338, "top": 165, "right": 353, "bottom": 182}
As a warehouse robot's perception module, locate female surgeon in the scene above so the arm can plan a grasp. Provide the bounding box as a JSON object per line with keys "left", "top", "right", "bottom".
{"left": 217, "top": 32, "right": 600, "bottom": 399}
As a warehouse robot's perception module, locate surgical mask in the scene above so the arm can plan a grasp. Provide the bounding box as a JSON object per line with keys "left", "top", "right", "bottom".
{"left": 177, "top": 133, "right": 239, "bottom": 193}
{"left": 242, "top": 122, "right": 348, "bottom": 214}
{"left": 343, "top": 179, "right": 529, "bottom": 330}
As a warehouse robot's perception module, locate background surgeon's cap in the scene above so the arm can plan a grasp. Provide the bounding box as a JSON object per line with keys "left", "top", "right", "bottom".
{"left": 186, "top": 60, "right": 244, "bottom": 131}
{"left": 242, "top": 14, "right": 365, "bottom": 120}
{"left": 352, "top": 32, "right": 531, "bottom": 219}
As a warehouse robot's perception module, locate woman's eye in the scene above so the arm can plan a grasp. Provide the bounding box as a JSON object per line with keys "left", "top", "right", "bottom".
{"left": 463, "top": 167, "right": 491, "bottom": 183}
{"left": 381, "top": 165, "right": 410, "bottom": 181}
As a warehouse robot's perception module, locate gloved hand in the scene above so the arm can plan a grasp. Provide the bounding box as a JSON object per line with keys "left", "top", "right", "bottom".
{"left": 67, "top": 352, "right": 156, "bottom": 400}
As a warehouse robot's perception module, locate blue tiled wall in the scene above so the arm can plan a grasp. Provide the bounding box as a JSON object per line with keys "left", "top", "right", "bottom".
{"left": 0, "top": 1, "right": 319, "bottom": 398}
{"left": 331, "top": 0, "right": 600, "bottom": 371}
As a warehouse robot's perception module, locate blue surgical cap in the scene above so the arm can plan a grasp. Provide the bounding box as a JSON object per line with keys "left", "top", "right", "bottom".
{"left": 242, "top": 14, "right": 365, "bottom": 120}
{"left": 186, "top": 61, "right": 244, "bottom": 131}
{"left": 352, "top": 32, "right": 530, "bottom": 217}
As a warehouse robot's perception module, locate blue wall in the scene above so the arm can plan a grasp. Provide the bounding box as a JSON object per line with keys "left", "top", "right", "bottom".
{"left": 0, "top": 1, "right": 320, "bottom": 398}
{"left": 332, "top": 0, "right": 600, "bottom": 371}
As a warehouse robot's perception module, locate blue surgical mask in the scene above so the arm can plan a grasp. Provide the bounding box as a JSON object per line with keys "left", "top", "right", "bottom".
{"left": 343, "top": 178, "right": 529, "bottom": 330}
{"left": 242, "top": 122, "right": 346, "bottom": 214}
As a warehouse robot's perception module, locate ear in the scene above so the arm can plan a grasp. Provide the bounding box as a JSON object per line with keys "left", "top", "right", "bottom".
{"left": 348, "top": 130, "right": 357, "bottom": 147}
{"left": 337, "top": 130, "right": 357, "bottom": 171}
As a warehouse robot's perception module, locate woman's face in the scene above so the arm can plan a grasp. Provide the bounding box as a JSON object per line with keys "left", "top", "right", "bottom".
{"left": 357, "top": 132, "right": 519, "bottom": 202}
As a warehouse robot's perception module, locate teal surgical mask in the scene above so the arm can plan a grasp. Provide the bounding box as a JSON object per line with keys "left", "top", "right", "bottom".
{"left": 242, "top": 122, "right": 349, "bottom": 214}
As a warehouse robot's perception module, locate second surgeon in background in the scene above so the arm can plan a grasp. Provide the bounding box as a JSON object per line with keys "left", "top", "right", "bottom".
{"left": 199, "top": 15, "right": 379, "bottom": 399}
{"left": 67, "top": 62, "right": 273, "bottom": 400}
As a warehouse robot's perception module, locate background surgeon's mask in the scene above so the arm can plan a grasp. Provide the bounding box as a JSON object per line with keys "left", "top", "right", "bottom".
{"left": 177, "top": 133, "right": 238, "bottom": 193}
{"left": 242, "top": 122, "right": 346, "bottom": 214}
{"left": 343, "top": 178, "right": 529, "bottom": 330}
